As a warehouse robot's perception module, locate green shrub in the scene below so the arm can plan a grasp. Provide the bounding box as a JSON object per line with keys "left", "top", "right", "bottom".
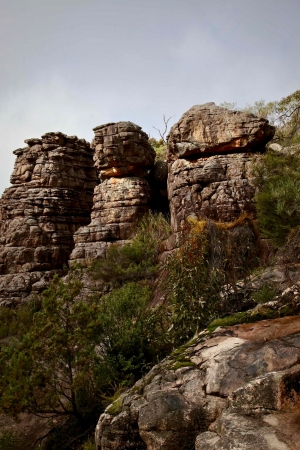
{"left": 82, "top": 438, "right": 96, "bottom": 450}
{"left": 89, "top": 213, "right": 171, "bottom": 287}
{"left": 252, "top": 284, "right": 277, "bottom": 305}
{"left": 0, "top": 298, "right": 42, "bottom": 340}
{"left": 165, "top": 223, "right": 223, "bottom": 345}
{"left": 98, "top": 282, "right": 156, "bottom": 382}
{"left": 149, "top": 137, "right": 167, "bottom": 160}
{"left": 253, "top": 148, "right": 300, "bottom": 245}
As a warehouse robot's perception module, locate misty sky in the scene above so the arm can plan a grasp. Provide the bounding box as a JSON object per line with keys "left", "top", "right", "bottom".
{"left": 1, "top": 0, "right": 299, "bottom": 194}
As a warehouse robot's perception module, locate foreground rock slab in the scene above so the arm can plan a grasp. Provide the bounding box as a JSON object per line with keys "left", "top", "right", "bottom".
{"left": 96, "top": 316, "right": 300, "bottom": 450}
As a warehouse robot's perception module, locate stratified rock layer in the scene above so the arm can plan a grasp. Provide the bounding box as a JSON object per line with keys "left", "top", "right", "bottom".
{"left": 0, "top": 132, "right": 97, "bottom": 305}
{"left": 167, "top": 103, "right": 275, "bottom": 232}
{"left": 167, "top": 102, "right": 275, "bottom": 160}
{"left": 95, "top": 316, "right": 300, "bottom": 450}
{"left": 69, "top": 122, "right": 154, "bottom": 266}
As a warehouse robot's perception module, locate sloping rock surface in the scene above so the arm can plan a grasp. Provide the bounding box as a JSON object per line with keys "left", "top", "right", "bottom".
{"left": 0, "top": 132, "right": 97, "bottom": 305}
{"left": 95, "top": 316, "right": 300, "bottom": 450}
{"left": 70, "top": 122, "right": 154, "bottom": 266}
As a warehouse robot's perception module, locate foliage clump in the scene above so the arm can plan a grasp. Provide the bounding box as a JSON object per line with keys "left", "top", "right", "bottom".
{"left": 164, "top": 221, "right": 223, "bottom": 345}
{"left": 253, "top": 147, "right": 300, "bottom": 245}
{"left": 89, "top": 212, "right": 171, "bottom": 288}
{"left": 149, "top": 137, "right": 167, "bottom": 161}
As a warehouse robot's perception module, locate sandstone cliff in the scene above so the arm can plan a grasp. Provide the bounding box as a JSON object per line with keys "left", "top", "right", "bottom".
{"left": 167, "top": 102, "right": 275, "bottom": 232}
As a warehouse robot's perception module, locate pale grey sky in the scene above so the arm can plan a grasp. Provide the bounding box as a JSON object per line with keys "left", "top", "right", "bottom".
{"left": 1, "top": 0, "right": 299, "bottom": 194}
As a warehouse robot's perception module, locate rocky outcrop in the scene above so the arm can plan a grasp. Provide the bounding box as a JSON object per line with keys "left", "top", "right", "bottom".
{"left": 69, "top": 122, "right": 155, "bottom": 266}
{"left": 0, "top": 132, "right": 97, "bottom": 305}
{"left": 95, "top": 315, "right": 300, "bottom": 450}
{"left": 167, "top": 103, "right": 275, "bottom": 232}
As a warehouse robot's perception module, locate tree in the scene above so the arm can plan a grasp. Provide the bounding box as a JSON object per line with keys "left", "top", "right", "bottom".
{"left": 152, "top": 114, "right": 175, "bottom": 145}
{"left": 0, "top": 274, "right": 103, "bottom": 421}
{"left": 253, "top": 147, "right": 300, "bottom": 244}
{"left": 276, "top": 89, "right": 300, "bottom": 143}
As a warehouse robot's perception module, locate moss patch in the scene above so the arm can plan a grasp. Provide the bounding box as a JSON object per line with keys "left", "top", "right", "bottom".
{"left": 169, "top": 360, "right": 195, "bottom": 371}
{"left": 207, "top": 302, "right": 300, "bottom": 333}
{"left": 106, "top": 395, "right": 124, "bottom": 416}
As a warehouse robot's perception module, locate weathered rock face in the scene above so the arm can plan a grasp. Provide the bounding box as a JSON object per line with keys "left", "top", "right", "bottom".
{"left": 92, "top": 122, "right": 155, "bottom": 179}
{"left": 168, "top": 153, "right": 256, "bottom": 231}
{"left": 95, "top": 316, "right": 300, "bottom": 450}
{"left": 0, "top": 132, "right": 97, "bottom": 305}
{"left": 167, "top": 102, "right": 275, "bottom": 161}
{"left": 167, "top": 103, "right": 275, "bottom": 232}
{"left": 69, "top": 122, "right": 155, "bottom": 266}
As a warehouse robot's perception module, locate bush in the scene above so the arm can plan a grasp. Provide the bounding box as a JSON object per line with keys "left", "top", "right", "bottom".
{"left": 89, "top": 213, "right": 171, "bottom": 287}
{"left": 97, "top": 281, "right": 169, "bottom": 383}
{"left": 165, "top": 222, "right": 223, "bottom": 345}
{"left": 0, "top": 298, "right": 42, "bottom": 340}
{"left": 149, "top": 137, "right": 167, "bottom": 161}
{"left": 253, "top": 148, "right": 300, "bottom": 245}
{"left": 252, "top": 284, "right": 277, "bottom": 305}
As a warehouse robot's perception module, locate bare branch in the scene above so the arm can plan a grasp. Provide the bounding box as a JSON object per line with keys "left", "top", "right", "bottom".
{"left": 153, "top": 114, "right": 175, "bottom": 144}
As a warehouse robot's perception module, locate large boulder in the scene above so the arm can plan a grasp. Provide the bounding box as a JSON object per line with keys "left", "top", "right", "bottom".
{"left": 167, "top": 102, "right": 275, "bottom": 161}
{"left": 92, "top": 122, "right": 155, "bottom": 179}
{"left": 95, "top": 316, "right": 300, "bottom": 450}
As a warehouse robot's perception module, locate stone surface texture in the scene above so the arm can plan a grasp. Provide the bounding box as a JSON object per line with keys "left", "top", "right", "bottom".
{"left": 69, "top": 122, "right": 155, "bottom": 266}
{"left": 168, "top": 153, "right": 257, "bottom": 231}
{"left": 167, "top": 103, "right": 275, "bottom": 232}
{"left": 95, "top": 316, "right": 300, "bottom": 450}
{"left": 0, "top": 132, "right": 97, "bottom": 305}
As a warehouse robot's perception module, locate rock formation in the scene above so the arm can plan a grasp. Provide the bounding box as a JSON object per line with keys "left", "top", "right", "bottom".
{"left": 69, "top": 122, "right": 155, "bottom": 266}
{"left": 95, "top": 315, "right": 300, "bottom": 450}
{"left": 0, "top": 132, "right": 97, "bottom": 305}
{"left": 167, "top": 103, "right": 275, "bottom": 232}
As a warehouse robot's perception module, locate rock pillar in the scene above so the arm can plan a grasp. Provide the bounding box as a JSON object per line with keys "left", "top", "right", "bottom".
{"left": 167, "top": 103, "right": 275, "bottom": 232}
{"left": 69, "top": 122, "right": 155, "bottom": 266}
{"left": 0, "top": 132, "right": 97, "bottom": 305}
